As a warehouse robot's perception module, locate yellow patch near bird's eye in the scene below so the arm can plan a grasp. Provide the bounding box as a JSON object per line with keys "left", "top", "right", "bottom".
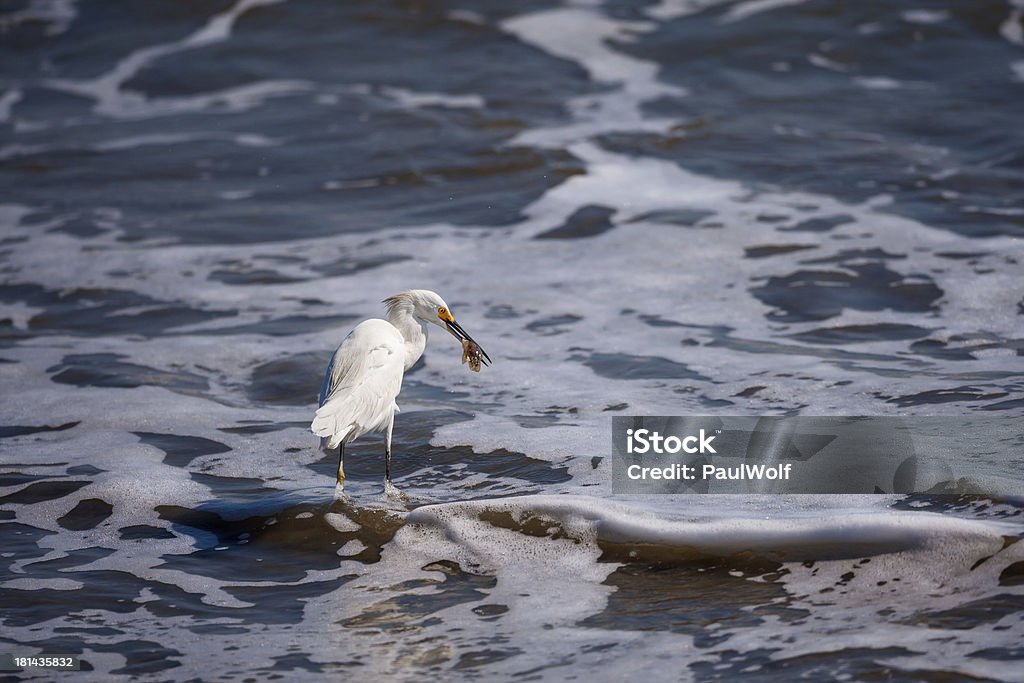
{"left": 438, "top": 307, "right": 454, "bottom": 322}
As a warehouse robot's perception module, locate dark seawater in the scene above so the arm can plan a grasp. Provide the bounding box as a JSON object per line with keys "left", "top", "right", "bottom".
{"left": 1, "top": 0, "right": 1023, "bottom": 680}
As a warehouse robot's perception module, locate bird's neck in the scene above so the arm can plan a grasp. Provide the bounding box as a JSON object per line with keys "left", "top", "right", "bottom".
{"left": 388, "top": 310, "right": 428, "bottom": 371}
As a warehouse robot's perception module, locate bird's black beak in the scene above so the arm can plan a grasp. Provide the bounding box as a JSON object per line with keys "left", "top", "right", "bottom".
{"left": 445, "top": 319, "right": 492, "bottom": 366}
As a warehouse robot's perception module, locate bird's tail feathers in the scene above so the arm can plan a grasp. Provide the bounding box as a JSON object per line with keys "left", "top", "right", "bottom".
{"left": 311, "top": 402, "right": 355, "bottom": 450}
{"left": 311, "top": 387, "right": 397, "bottom": 449}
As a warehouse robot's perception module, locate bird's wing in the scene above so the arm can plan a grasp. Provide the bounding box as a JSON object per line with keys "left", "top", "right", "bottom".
{"left": 311, "top": 320, "right": 405, "bottom": 448}
{"left": 319, "top": 319, "right": 401, "bottom": 404}
{"left": 318, "top": 353, "right": 336, "bottom": 408}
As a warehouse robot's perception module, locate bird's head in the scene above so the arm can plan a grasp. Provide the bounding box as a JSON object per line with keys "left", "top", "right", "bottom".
{"left": 384, "top": 289, "right": 491, "bottom": 365}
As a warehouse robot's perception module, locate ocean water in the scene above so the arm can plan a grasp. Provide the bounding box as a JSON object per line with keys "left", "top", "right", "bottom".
{"left": 1, "top": 0, "right": 1023, "bottom": 680}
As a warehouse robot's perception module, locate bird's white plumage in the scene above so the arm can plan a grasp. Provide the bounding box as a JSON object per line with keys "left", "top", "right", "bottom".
{"left": 311, "top": 318, "right": 405, "bottom": 449}
{"left": 310, "top": 289, "right": 489, "bottom": 488}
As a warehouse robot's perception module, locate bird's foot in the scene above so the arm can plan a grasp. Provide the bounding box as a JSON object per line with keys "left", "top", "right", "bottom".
{"left": 332, "top": 483, "right": 351, "bottom": 503}
{"left": 382, "top": 480, "right": 410, "bottom": 505}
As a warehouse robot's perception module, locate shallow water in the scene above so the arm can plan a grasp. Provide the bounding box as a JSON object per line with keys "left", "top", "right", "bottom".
{"left": 1, "top": 0, "right": 1023, "bottom": 680}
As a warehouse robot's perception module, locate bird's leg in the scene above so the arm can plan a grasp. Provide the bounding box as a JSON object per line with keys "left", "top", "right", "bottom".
{"left": 385, "top": 419, "right": 394, "bottom": 485}
{"left": 336, "top": 442, "right": 346, "bottom": 487}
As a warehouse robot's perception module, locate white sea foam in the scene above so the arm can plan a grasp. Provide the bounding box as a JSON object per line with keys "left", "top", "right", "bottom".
{"left": 288, "top": 494, "right": 1024, "bottom": 680}
{"left": 854, "top": 76, "right": 904, "bottom": 90}
{"left": 0, "top": 0, "right": 77, "bottom": 35}
{"left": 40, "top": 0, "right": 300, "bottom": 120}
{"left": 408, "top": 494, "right": 1020, "bottom": 561}
{"left": 3, "top": 577, "right": 83, "bottom": 591}
{"left": 502, "top": 9, "right": 685, "bottom": 147}
{"left": 808, "top": 52, "right": 852, "bottom": 72}
{"left": 3, "top": 1, "right": 1023, "bottom": 679}
{"left": 722, "top": 0, "right": 811, "bottom": 24}
{"left": 1003, "top": 6, "right": 1024, "bottom": 45}
{"left": 378, "top": 86, "right": 485, "bottom": 110}
{"left": 1012, "top": 60, "right": 1024, "bottom": 81}
{"left": 299, "top": 496, "right": 631, "bottom": 680}
{"left": 2, "top": 124, "right": 1020, "bottom": 483}
{"left": 0, "top": 131, "right": 280, "bottom": 161}
{"left": 902, "top": 9, "right": 951, "bottom": 25}
{"left": 645, "top": 0, "right": 733, "bottom": 22}
{"left": 446, "top": 9, "right": 486, "bottom": 26}
{"left": 44, "top": 77, "right": 311, "bottom": 121}
{"left": 0, "top": 300, "right": 41, "bottom": 329}
{"left": 0, "top": 89, "right": 22, "bottom": 123}
{"left": 324, "top": 511, "right": 361, "bottom": 533}
{"left": 734, "top": 530, "right": 1024, "bottom": 681}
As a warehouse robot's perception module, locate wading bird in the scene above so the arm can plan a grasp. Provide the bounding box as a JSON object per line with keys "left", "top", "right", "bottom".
{"left": 311, "top": 289, "right": 490, "bottom": 488}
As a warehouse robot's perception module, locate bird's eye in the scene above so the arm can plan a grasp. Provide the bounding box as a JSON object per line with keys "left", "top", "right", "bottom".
{"left": 438, "top": 307, "right": 447, "bottom": 316}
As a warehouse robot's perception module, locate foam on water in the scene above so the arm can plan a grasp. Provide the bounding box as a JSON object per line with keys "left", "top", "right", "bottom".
{"left": 376, "top": 86, "right": 486, "bottom": 110}
{"left": 723, "top": 0, "right": 813, "bottom": 24}
{"left": 266, "top": 496, "right": 1024, "bottom": 678}
{"left": 0, "top": 131, "right": 280, "bottom": 162}
{"left": 40, "top": 0, "right": 280, "bottom": 112}
{"left": 0, "top": 0, "right": 78, "bottom": 36}
{"left": 502, "top": 9, "right": 685, "bottom": 147}
{"left": 35, "top": 0, "right": 304, "bottom": 122}
{"left": 901, "top": 9, "right": 952, "bottom": 26}
{"left": 0, "top": 90, "right": 22, "bottom": 123}
{"left": 1004, "top": 5, "right": 1024, "bottom": 46}
{"left": 645, "top": 0, "right": 736, "bottom": 22}
{"left": 2, "top": 0, "right": 1024, "bottom": 678}
{"left": 1, "top": 128, "right": 1019, "bottom": 474}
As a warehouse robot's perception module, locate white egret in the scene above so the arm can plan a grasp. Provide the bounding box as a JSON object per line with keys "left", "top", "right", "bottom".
{"left": 310, "top": 289, "right": 491, "bottom": 488}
